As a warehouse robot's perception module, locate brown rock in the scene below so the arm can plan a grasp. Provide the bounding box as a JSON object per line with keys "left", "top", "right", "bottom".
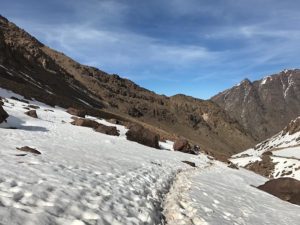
{"left": 67, "top": 107, "right": 86, "bottom": 118}
{"left": 0, "top": 105, "right": 9, "bottom": 123}
{"left": 258, "top": 178, "right": 300, "bottom": 205}
{"left": 16, "top": 146, "right": 41, "bottom": 155}
{"left": 25, "top": 110, "right": 38, "bottom": 118}
{"left": 283, "top": 117, "right": 300, "bottom": 135}
{"left": 94, "top": 124, "right": 120, "bottom": 136}
{"left": 71, "top": 117, "right": 99, "bottom": 129}
{"left": 126, "top": 124, "right": 160, "bottom": 149}
{"left": 173, "top": 139, "right": 191, "bottom": 152}
{"left": 262, "top": 151, "right": 273, "bottom": 156}
{"left": 246, "top": 155, "right": 275, "bottom": 178}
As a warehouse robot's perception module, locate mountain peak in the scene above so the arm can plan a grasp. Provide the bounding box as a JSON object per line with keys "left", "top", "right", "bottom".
{"left": 212, "top": 69, "right": 300, "bottom": 141}
{"left": 235, "top": 78, "right": 252, "bottom": 87}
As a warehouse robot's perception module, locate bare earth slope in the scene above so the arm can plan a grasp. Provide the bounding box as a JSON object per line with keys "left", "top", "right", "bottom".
{"left": 212, "top": 70, "right": 300, "bottom": 141}
{"left": 0, "top": 15, "right": 255, "bottom": 155}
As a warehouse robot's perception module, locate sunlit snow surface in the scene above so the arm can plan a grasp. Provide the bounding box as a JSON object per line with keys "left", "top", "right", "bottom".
{"left": 188, "top": 163, "right": 300, "bottom": 225}
{"left": 0, "top": 88, "right": 299, "bottom": 225}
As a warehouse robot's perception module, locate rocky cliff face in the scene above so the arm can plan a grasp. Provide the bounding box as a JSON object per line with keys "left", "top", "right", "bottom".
{"left": 0, "top": 15, "right": 255, "bottom": 155}
{"left": 212, "top": 70, "right": 300, "bottom": 141}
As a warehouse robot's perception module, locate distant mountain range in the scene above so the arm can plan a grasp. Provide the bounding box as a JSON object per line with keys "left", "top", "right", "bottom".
{"left": 0, "top": 14, "right": 299, "bottom": 156}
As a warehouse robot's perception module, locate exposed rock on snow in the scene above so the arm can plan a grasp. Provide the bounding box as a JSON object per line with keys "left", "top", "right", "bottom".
{"left": 11, "top": 96, "right": 30, "bottom": 104}
{"left": 28, "top": 104, "right": 40, "bottom": 109}
{"left": 0, "top": 104, "right": 8, "bottom": 123}
{"left": 181, "top": 161, "right": 197, "bottom": 168}
{"left": 173, "top": 139, "right": 200, "bottom": 155}
{"left": 231, "top": 117, "right": 300, "bottom": 180}
{"left": 258, "top": 178, "right": 300, "bottom": 205}
{"left": 246, "top": 155, "right": 275, "bottom": 178}
{"left": 25, "top": 110, "right": 38, "bottom": 118}
{"left": 173, "top": 138, "right": 190, "bottom": 152}
{"left": 16, "top": 146, "right": 41, "bottom": 155}
{"left": 94, "top": 124, "right": 120, "bottom": 136}
{"left": 66, "top": 107, "right": 86, "bottom": 118}
{"left": 126, "top": 124, "right": 160, "bottom": 149}
{"left": 71, "top": 117, "right": 100, "bottom": 129}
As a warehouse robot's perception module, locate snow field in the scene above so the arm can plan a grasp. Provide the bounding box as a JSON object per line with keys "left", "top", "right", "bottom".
{"left": 1, "top": 88, "right": 300, "bottom": 225}
{"left": 0, "top": 88, "right": 209, "bottom": 225}
{"left": 188, "top": 162, "right": 300, "bottom": 225}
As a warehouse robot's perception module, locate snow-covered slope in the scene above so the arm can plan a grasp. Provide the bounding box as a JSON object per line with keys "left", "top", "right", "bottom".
{"left": 0, "top": 88, "right": 210, "bottom": 225}
{"left": 187, "top": 162, "right": 300, "bottom": 225}
{"left": 0, "top": 88, "right": 299, "bottom": 225}
{"left": 231, "top": 118, "right": 300, "bottom": 180}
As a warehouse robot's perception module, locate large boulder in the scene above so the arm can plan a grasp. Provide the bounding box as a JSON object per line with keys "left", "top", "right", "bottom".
{"left": 71, "top": 117, "right": 100, "bottom": 129}
{"left": 0, "top": 105, "right": 8, "bottom": 123}
{"left": 67, "top": 107, "right": 86, "bottom": 118}
{"left": 126, "top": 124, "right": 160, "bottom": 149}
{"left": 94, "top": 124, "right": 120, "bottom": 136}
{"left": 173, "top": 138, "right": 191, "bottom": 152}
{"left": 258, "top": 178, "right": 300, "bottom": 205}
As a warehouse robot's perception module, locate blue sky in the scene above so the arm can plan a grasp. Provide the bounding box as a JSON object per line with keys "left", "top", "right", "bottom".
{"left": 1, "top": 0, "right": 300, "bottom": 99}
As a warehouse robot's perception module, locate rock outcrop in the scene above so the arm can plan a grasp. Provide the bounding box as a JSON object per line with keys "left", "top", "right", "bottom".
{"left": 283, "top": 117, "right": 300, "bottom": 135}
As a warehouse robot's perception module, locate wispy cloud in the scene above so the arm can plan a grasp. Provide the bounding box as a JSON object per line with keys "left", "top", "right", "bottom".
{"left": 2, "top": 0, "right": 300, "bottom": 99}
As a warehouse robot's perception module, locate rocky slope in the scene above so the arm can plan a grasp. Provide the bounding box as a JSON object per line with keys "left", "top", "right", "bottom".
{"left": 212, "top": 70, "right": 300, "bottom": 141}
{"left": 0, "top": 15, "right": 255, "bottom": 155}
{"left": 230, "top": 116, "right": 300, "bottom": 180}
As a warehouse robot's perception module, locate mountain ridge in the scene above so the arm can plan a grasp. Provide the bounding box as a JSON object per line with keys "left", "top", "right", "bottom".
{"left": 0, "top": 15, "right": 255, "bottom": 156}
{"left": 212, "top": 69, "right": 300, "bottom": 141}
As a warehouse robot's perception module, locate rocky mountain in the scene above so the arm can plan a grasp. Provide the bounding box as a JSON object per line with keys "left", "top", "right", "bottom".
{"left": 0, "top": 15, "right": 255, "bottom": 156}
{"left": 230, "top": 116, "right": 300, "bottom": 180}
{"left": 212, "top": 70, "right": 300, "bottom": 141}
